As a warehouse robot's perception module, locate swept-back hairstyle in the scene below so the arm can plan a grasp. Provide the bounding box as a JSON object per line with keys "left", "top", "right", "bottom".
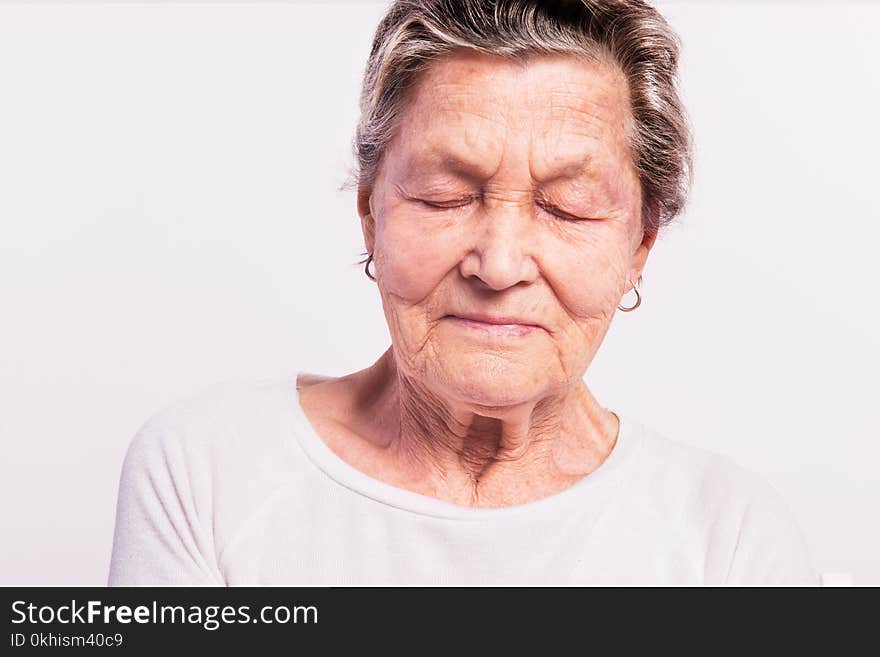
{"left": 350, "top": 0, "right": 694, "bottom": 240}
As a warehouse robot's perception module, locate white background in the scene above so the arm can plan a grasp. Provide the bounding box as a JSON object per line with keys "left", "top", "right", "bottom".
{"left": 1, "top": 0, "right": 877, "bottom": 585}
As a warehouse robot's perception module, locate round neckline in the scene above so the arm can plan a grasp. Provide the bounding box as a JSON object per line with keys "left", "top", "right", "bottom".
{"left": 284, "top": 371, "right": 643, "bottom": 522}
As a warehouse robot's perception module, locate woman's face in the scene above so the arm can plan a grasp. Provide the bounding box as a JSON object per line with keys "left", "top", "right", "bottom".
{"left": 360, "top": 51, "right": 655, "bottom": 408}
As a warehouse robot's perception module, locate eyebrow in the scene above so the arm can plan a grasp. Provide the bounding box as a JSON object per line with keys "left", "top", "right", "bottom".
{"left": 531, "top": 158, "right": 598, "bottom": 185}
{"left": 407, "top": 146, "right": 599, "bottom": 185}
{"left": 407, "top": 149, "right": 496, "bottom": 183}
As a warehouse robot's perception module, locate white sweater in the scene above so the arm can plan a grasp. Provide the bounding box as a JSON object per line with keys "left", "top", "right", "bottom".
{"left": 108, "top": 372, "right": 818, "bottom": 586}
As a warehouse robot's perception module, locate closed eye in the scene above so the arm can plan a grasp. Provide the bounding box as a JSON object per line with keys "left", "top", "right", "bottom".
{"left": 537, "top": 201, "right": 589, "bottom": 222}
{"left": 419, "top": 196, "right": 477, "bottom": 209}
{"left": 417, "top": 195, "right": 593, "bottom": 220}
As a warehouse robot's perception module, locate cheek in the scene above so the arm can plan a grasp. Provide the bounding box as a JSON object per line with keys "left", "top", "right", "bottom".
{"left": 540, "top": 229, "right": 629, "bottom": 321}
{"left": 374, "top": 210, "right": 463, "bottom": 302}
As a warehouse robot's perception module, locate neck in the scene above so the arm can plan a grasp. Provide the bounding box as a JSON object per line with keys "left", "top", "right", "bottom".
{"left": 357, "top": 347, "right": 619, "bottom": 508}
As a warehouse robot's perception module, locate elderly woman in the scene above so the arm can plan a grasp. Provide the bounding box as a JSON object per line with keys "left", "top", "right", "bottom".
{"left": 109, "top": 0, "right": 816, "bottom": 585}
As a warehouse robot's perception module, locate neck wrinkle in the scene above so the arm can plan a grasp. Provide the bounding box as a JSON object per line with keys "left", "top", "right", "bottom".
{"left": 370, "top": 347, "right": 614, "bottom": 506}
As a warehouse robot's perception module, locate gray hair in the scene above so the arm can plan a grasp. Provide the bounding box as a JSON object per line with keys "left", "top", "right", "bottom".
{"left": 348, "top": 0, "right": 694, "bottom": 240}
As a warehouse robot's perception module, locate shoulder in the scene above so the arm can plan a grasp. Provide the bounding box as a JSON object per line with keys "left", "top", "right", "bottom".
{"left": 122, "top": 376, "right": 294, "bottom": 468}
{"left": 625, "top": 418, "right": 781, "bottom": 508}
{"left": 621, "top": 418, "right": 817, "bottom": 585}
{"left": 117, "top": 375, "right": 307, "bottom": 543}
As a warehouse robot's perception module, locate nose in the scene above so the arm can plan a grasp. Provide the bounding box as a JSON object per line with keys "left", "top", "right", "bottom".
{"left": 458, "top": 199, "right": 539, "bottom": 291}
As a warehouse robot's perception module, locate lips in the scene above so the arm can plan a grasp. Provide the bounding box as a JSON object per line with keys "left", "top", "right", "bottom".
{"left": 450, "top": 314, "right": 540, "bottom": 326}
{"left": 444, "top": 313, "right": 546, "bottom": 337}
{"left": 447, "top": 313, "right": 542, "bottom": 328}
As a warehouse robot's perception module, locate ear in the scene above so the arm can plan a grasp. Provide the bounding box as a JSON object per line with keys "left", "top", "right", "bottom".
{"left": 357, "top": 186, "right": 376, "bottom": 254}
{"left": 630, "top": 229, "right": 657, "bottom": 286}
{"left": 629, "top": 204, "right": 659, "bottom": 286}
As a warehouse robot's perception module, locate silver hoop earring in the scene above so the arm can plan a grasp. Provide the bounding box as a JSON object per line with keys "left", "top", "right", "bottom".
{"left": 618, "top": 280, "right": 641, "bottom": 312}
{"left": 360, "top": 252, "right": 376, "bottom": 282}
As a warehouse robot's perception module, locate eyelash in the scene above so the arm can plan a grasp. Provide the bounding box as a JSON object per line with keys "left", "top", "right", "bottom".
{"left": 419, "top": 197, "right": 587, "bottom": 222}
{"left": 537, "top": 202, "right": 586, "bottom": 222}
{"left": 419, "top": 196, "right": 477, "bottom": 210}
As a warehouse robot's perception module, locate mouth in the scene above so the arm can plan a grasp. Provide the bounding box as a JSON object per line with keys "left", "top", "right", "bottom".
{"left": 443, "top": 314, "right": 545, "bottom": 338}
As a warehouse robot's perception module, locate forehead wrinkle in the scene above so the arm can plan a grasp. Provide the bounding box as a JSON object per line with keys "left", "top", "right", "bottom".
{"left": 392, "top": 52, "right": 635, "bottom": 200}
{"left": 400, "top": 99, "right": 511, "bottom": 182}
{"left": 411, "top": 72, "right": 512, "bottom": 134}
{"left": 530, "top": 89, "right": 627, "bottom": 167}
{"left": 527, "top": 101, "right": 636, "bottom": 207}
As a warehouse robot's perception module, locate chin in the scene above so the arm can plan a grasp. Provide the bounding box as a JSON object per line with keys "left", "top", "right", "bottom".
{"left": 439, "top": 352, "right": 546, "bottom": 409}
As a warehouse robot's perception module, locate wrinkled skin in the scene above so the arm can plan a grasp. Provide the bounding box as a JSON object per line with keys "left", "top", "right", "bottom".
{"left": 300, "top": 50, "right": 656, "bottom": 508}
